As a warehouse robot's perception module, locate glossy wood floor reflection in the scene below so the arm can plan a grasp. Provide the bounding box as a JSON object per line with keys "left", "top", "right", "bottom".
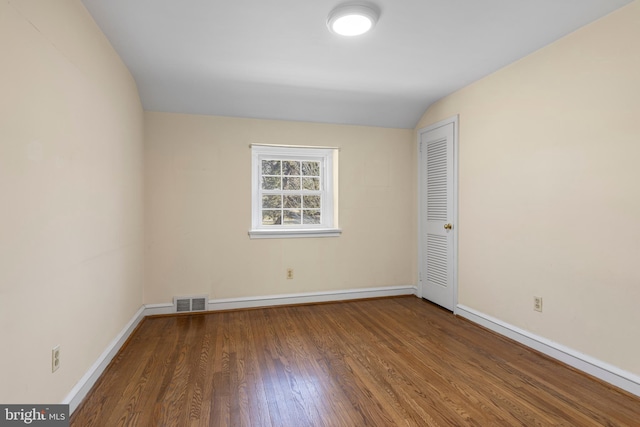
{"left": 71, "top": 297, "right": 640, "bottom": 426}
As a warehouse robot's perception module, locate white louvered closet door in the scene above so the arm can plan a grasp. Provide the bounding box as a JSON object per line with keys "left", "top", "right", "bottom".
{"left": 420, "top": 121, "right": 455, "bottom": 311}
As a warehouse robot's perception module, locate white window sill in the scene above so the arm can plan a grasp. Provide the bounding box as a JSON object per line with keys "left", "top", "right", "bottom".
{"left": 248, "top": 228, "right": 342, "bottom": 239}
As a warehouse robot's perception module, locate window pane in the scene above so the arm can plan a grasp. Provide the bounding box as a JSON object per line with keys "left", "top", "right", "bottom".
{"left": 302, "top": 177, "right": 320, "bottom": 191}
{"left": 262, "top": 160, "right": 281, "bottom": 175}
{"left": 262, "top": 176, "right": 281, "bottom": 190}
{"left": 283, "top": 195, "right": 301, "bottom": 208}
{"left": 302, "top": 161, "right": 320, "bottom": 176}
{"left": 262, "top": 195, "right": 282, "bottom": 209}
{"left": 252, "top": 146, "right": 336, "bottom": 234}
{"left": 283, "top": 161, "right": 300, "bottom": 176}
{"left": 303, "top": 195, "right": 321, "bottom": 208}
{"left": 283, "top": 177, "right": 301, "bottom": 190}
{"left": 262, "top": 210, "right": 282, "bottom": 225}
{"left": 283, "top": 209, "right": 301, "bottom": 224}
{"left": 303, "top": 210, "right": 321, "bottom": 224}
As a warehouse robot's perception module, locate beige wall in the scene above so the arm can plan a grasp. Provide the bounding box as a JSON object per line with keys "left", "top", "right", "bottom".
{"left": 144, "top": 112, "right": 415, "bottom": 303}
{"left": 416, "top": 1, "right": 640, "bottom": 376}
{"left": 0, "top": 0, "right": 144, "bottom": 403}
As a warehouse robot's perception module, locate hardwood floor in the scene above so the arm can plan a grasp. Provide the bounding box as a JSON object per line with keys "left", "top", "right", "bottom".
{"left": 71, "top": 297, "right": 640, "bottom": 426}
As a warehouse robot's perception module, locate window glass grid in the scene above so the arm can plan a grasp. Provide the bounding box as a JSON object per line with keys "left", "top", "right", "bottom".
{"left": 259, "top": 159, "right": 323, "bottom": 226}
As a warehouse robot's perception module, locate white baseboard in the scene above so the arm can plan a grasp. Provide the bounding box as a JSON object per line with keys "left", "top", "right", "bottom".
{"left": 63, "top": 305, "right": 146, "bottom": 414}
{"left": 207, "top": 285, "right": 417, "bottom": 311}
{"left": 64, "top": 285, "right": 417, "bottom": 414}
{"left": 144, "top": 302, "right": 174, "bottom": 316}
{"left": 144, "top": 285, "right": 418, "bottom": 314}
{"left": 456, "top": 304, "right": 640, "bottom": 397}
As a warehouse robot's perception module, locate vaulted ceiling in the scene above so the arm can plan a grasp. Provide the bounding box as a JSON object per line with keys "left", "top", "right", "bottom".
{"left": 82, "top": 0, "right": 632, "bottom": 128}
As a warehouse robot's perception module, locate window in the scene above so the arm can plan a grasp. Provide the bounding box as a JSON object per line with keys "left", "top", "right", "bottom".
{"left": 249, "top": 145, "right": 341, "bottom": 239}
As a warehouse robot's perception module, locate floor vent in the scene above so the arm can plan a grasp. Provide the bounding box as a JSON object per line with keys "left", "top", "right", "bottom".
{"left": 173, "top": 295, "right": 208, "bottom": 313}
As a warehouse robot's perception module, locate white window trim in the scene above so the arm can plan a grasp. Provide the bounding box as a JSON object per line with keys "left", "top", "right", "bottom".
{"left": 249, "top": 145, "right": 341, "bottom": 239}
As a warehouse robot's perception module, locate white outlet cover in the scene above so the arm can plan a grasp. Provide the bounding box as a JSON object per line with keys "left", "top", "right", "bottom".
{"left": 52, "top": 346, "right": 60, "bottom": 372}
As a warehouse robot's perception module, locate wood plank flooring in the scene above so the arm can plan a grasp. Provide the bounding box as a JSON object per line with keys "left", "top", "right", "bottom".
{"left": 71, "top": 297, "right": 640, "bottom": 426}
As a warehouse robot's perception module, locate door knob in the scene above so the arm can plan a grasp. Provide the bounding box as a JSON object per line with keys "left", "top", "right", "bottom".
{"left": 444, "top": 223, "right": 453, "bottom": 230}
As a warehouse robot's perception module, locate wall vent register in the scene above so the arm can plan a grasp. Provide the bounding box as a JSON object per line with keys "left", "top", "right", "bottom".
{"left": 173, "top": 295, "right": 208, "bottom": 313}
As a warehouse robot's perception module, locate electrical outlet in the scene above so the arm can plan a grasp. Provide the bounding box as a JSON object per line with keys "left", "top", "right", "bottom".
{"left": 52, "top": 346, "right": 60, "bottom": 372}
{"left": 286, "top": 268, "right": 294, "bottom": 280}
{"left": 534, "top": 296, "right": 543, "bottom": 312}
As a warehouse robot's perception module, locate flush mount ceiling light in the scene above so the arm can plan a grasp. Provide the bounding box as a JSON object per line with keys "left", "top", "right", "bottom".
{"left": 327, "top": 3, "right": 380, "bottom": 36}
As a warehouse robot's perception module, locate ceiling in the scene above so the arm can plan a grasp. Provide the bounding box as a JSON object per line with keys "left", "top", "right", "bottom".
{"left": 81, "top": 0, "right": 632, "bottom": 129}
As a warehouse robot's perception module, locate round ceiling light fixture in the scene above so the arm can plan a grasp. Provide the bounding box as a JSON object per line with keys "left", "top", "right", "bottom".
{"left": 327, "top": 3, "right": 380, "bottom": 36}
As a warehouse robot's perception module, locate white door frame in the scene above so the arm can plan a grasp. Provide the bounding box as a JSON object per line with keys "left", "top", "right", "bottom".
{"left": 417, "top": 115, "right": 459, "bottom": 314}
